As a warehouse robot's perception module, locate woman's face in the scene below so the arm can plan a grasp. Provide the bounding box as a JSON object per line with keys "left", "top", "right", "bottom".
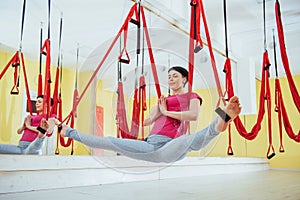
{"left": 35, "top": 97, "right": 43, "bottom": 112}
{"left": 168, "top": 70, "right": 186, "bottom": 92}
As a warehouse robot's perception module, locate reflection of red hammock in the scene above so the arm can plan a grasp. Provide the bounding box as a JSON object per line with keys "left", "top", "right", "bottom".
{"left": 0, "top": 0, "right": 33, "bottom": 115}
{"left": 0, "top": 51, "right": 32, "bottom": 115}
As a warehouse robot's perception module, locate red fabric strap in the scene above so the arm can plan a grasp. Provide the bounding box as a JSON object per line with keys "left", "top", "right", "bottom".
{"left": 11, "top": 62, "right": 19, "bottom": 95}
{"left": 275, "top": 79, "right": 285, "bottom": 152}
{"left": 275, "top": 1, "right": 300, "bottom": 112}
{"left": 20, "top": 52, "right": 33, "bottom": 115}
{"left": 51, "top": 67, "right": 60, "bottom": 115}
{"left": 199, "top": 0, "right": 225, "bottom": 105}
{"left": 41, "top": 38, "right": 52, "bottom": 119}
{"left": 225, "top": 52, "right": 276, "bottom": 158}
{"left": 116, "top": 82, "right": 131, "bottom": 139}
{"left": 276, "top": 79, "right": 300, "bottom": 142}
{"left": 68, "top": 4, "right": 138, "bottom": 116}
{"left": 140, "top": 6, "right": 161, "bottom": 98}
{"left": 139, "top": 76, "right": 147, "bottom": 140}
{"left": 0, "top": 52, "right": 18, "bottom": 79}
{"left": 230, "top": 52, "right": 270, "bottom": 140}
{"left": 0, "top": 52, "right": 32, "bottom": 114}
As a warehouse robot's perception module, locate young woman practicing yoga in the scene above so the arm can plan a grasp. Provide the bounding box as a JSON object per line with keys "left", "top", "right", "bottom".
{"left": 0, "top": 95, "right": 56, "bottom": 154}
{"left": 49, "top": 66, "right": 241, "bottom": 163}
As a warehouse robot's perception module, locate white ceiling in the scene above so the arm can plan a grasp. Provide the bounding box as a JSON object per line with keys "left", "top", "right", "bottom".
{"left": 0, "top": 0, "right": 299, "bottom": 93}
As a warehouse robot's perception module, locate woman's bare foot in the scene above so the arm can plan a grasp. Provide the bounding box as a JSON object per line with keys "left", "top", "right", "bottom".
{"left": 38, "top": 118, "right": 60, "bottom": 138}
{"left": 215, "top": 96, "right": 242, "bottom": 132}
{"left": 38, "top": 118, "right": 48, "bottom": 138}
{"left": 58, "top": 124, "right": 69, "bottom": 137}
{"left": 47, "top": 118, "right": 61, "bottom": 133}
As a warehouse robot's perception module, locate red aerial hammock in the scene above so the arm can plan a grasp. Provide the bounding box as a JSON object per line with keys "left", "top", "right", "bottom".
{"left": 49, "top": 14, "right": 74, "bottom": 155}
{"left": 223, "top": 0, "right": 275, "bottom": 159}
{"left": 272, "top": 30, "right": 300, "bottom": 145}
{"left": 51, "top": 13, "right": 63, "bottom": 117}
{"left": 275, "top": 0, "right": 300, "bottom": 113}
{"left": 61, "top": 3, "right": 161, "bottom": 140}
{"left": 55, "top": 44, "right": 78, "bottom": 155}
{"left": 116, "top": 2, "right": 147, "bottom": 140}
{"left": 0, "top": 0, "right": 33, "bottom": 115}
{"left": 186, "top": 0, "right": 226, "bottom": 134}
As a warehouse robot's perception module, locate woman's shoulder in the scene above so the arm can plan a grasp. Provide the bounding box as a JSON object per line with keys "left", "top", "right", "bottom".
{"left": 189, "top": 92, "right": 203, "bottom": 105}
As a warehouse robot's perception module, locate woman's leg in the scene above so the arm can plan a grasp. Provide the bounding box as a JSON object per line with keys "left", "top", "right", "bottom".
{"left": 150, "top": 96, "right": 242, "bottom": 162}
{"left": 24, "top": 137, "right": 46, "bottom": 154}
{"left": 0, "top": 144, "right": 23, "bottom": 154}
{"left": 65, "top": 128, "right": 155, "bottom": 154}
{"left": 141, "top": 119, "right": 219, "bottom": 163}
{"left": 54, "top": 96, "right": 241, "bottom": 163}
{"left": 188, "top": 118, "right": 219, "bottom": 151}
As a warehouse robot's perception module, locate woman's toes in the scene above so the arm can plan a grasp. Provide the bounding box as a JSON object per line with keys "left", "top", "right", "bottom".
{"left": 59, "top": 124, "right": 68, "bottom": 137}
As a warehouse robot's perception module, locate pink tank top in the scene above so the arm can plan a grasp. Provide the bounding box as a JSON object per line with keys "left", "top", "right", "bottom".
{"left": 149, "top": 92, "right": 202, "bottom": 139}
{"left": 20, "top": 114, "right": 56, "bottom": 142}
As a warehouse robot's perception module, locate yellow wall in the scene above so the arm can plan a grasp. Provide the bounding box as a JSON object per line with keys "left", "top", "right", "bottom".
{"left": 0, "top": 51, "right": 23, "bottom": 144}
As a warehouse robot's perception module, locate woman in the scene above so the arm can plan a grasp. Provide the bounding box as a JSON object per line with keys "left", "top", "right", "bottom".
{"left": 0, "top": 95, "right": 55, "bottom": 155}
{"left": 52, "top": 66, "right": 241, "bottom": 163}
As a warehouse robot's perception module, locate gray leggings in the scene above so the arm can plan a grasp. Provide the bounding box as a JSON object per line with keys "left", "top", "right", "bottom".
{"left": 66, "top": 118, "right": 220, "bottom": 163}
{"left": 0, "top": 137, "right": 45, "bottom": 155}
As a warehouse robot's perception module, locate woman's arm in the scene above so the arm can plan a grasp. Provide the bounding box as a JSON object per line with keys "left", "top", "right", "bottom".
{"left": 23, "top": 115, "right": 40, "bottom": 133}
{"left": 17, "top": 124, "right": 26, "bottom": 134}
{"left": 17, "top": 115, "right": 30, "bottom": 134}
{"left": 159, "top": 96, "right": 200, "bottom": 121}
{"left": 144, "top": 104, "right": 162, "bottom": 126}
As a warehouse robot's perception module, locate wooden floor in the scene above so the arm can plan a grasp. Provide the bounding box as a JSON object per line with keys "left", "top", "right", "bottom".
{"left": 1, "top": 169, "right": 299, "bottom": 200}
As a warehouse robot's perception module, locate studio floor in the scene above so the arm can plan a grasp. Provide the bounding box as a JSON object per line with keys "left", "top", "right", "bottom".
{"left": 1, "top": 169, "right": 299, "bottom": 200}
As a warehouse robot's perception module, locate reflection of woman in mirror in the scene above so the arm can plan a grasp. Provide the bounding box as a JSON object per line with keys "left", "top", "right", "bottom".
{"left": 0, "top": 95, "right": 55, "bottom": 155}
{"left": 51, "top": 66, "right": 241, "bottom": 163}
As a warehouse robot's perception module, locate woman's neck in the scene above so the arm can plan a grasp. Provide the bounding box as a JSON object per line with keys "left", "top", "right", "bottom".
{"left": 171, "top": 88, "right": 185, "bottom": 95}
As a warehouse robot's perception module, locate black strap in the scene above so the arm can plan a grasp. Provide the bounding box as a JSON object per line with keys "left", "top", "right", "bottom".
{"left": 39, "top": 23, "right": 43, "bottom": 74}
{"left": 136, "top": 1, "right": 141, "bottom": 55}
{"left": 272, "top": 29, "right": 279, "bottom": 78}
{"left": 47, "top": 0, "right": 51, "bottom": 39}
{"left": 17, "top": 65, "right": 21, "bottom": 88}
{"left": 37, "top": 126, "right": 47, "bottom": 134}
{"left": 263, "top": 0, "right": 267, "bottom": 50}
{"left": 19, "top": 0, "right": 26, "bottom": 51}
{"left": 59, "top": 54, "right": 63, "bottom": 96}
{"left": 75, "top": 44, "right": 79, "bottom": 89}
{"left": 223, "top": 0, "right": 229, "bottom": 58}
{"left": 118, "top": 36, "right": 122, "bottom": 82}
{"left": 57, "top": 125, "right": 62, "bottom": 133}
{"left": 215, "top": 107, "right": 231, "bottom": 123}
{"left": 57, "top": 14, "right": 63, "bottom": 68}
{"left": 191, "top": 1, "right": 197, "bottom": 40}
{"left": 141, "top": 19, "right": 145, "bottom": 75}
